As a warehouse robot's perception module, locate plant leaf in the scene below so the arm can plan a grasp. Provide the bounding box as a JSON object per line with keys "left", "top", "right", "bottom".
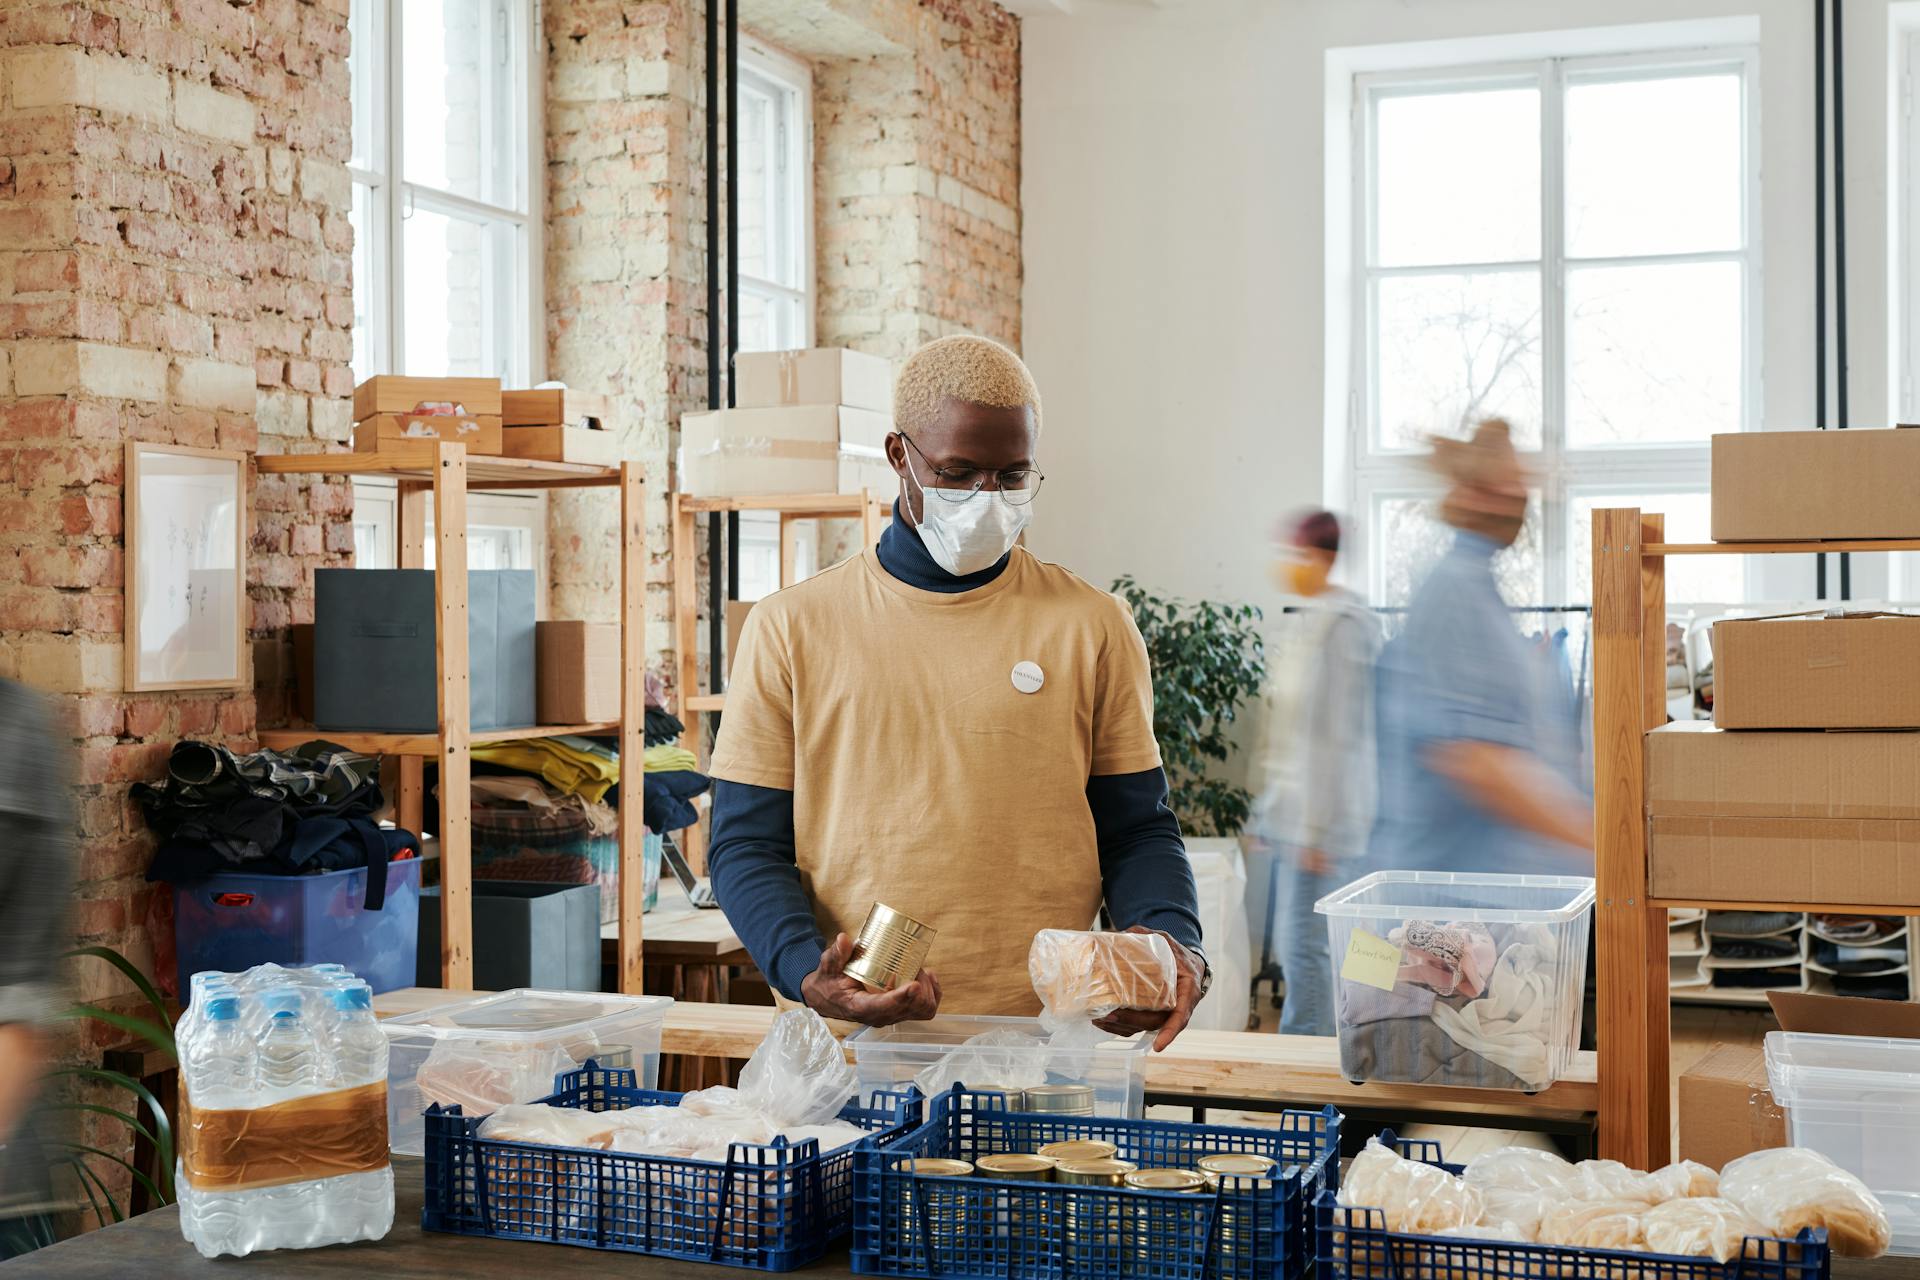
{"left": 54, "top": 1142, "right": 166, "bottom": 1209}
{"left": 63, "top": 946, "right": 174, "bottom": 1036}
{"left": 53, "top": 1006, "right": 176, "bottom": 1060}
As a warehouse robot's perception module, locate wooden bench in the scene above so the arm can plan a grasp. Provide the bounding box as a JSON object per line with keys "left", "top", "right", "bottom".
{"left": 372, "top": 989, "right": 1600, "bottom": 1152}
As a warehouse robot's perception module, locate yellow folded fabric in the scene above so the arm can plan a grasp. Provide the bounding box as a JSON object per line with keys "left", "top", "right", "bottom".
{"left": 473, "top": 739, "right": 620, "bottom": 804}
{"left": 643, "top": 744, "right": 698, "bottom": 773}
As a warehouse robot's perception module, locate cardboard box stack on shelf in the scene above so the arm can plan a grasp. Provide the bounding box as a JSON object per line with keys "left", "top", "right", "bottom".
{"left": 1712, "top": 424, "right": 1920, "bottom": 540}
{"left": 679, "top": 348, "right": 895, "bottom": 497}
{"left": 501, "top": 387, "right": 618, "bottom": 465}
{"left": 352, "top": 375, "right": 504, "bottom": 455}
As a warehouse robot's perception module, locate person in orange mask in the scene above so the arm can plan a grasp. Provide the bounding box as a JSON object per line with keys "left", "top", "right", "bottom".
{"left": 1246, "top": 510, "right": 1379, "bottom": 1035}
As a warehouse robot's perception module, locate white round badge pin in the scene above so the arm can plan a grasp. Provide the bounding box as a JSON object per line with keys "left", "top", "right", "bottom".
{"left": 1011, "top": 661, "right": 1045, "bottom": 695}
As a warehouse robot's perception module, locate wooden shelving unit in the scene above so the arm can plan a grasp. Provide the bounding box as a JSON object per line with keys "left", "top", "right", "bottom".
{"left": 670, "top": 490, "right": 890, "bottom": 870}
{"left": 1590, "top": 510, "right": 1920, "bottom": 1167}
{"left": 257, "top": 442, "right": 649, "bottom": 993}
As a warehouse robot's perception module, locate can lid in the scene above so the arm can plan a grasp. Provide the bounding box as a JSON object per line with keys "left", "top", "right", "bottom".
{"left": 1125, "top": 1169, "right": 1208, "bottom": 1192}
{"left": 1037, "top": 1139, "right": 1118, "bottom": 1161}
{"left": 976, "top": 1154, "right": 1054, "bottom": 1175}
{"left": 1022, "top": 1084, "right": 1095, "bottom": 1098}
{"left": 1196, "top": 1153, "right": 1277, "bottom": 1176}
{"left": 900, "top": 1158, "right": 974, "bottom": 1177}
{"left": 1054, "top": 1158, "right": 1139, "bottom": 1180}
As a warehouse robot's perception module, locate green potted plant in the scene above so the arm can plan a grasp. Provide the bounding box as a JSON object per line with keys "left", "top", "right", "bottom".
{"left": 1111, "top": 576, "right": 1266, "bottom": 837}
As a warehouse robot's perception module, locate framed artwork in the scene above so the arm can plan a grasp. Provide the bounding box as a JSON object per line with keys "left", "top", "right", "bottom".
{"left": 125, "top": 443, "right": 248, "bottom": 691}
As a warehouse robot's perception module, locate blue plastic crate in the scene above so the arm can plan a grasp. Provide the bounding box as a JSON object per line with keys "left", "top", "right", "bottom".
{"left": 420, "top": 1059, "right": 923, "bottom": 1271}
{"left": 1317, "top": 1131, "right": 1831, "bottom": 1280}
{"left": 852, "top": 1085, "right": 1341, "bottom": 1280}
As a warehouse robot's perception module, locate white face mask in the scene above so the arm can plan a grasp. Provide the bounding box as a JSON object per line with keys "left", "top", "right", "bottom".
{"left": 904, "top": 453, "right": 1033, "bottom": 577}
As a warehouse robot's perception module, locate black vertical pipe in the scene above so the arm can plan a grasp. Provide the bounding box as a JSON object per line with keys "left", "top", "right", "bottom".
{"left": 1815, "top": 0, "right": 1829, "bottom": 600}
{"left": 726, "top": 0, "right": 739, "bottom": 412}
{"left": 1834, "top": 0, "right": 1852, "bottom": 597}
{"left": 704, "top": 0, "right": 724, "bottom": 697}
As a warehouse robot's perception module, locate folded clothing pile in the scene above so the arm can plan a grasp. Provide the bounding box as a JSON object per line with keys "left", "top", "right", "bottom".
{"left": 1335, "top": 1137, "right": 1891, "bottom": 1261}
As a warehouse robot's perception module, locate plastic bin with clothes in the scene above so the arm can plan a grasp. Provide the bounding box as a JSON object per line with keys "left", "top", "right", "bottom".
{"left": 381, "top": 988, "right": 673, "bottom": 1155}
{"left": 1315, "top": 871, "right": 1595, "bottom": 1091}
{"left": 470, "top": 778, "right": 620, "bottom": 926}
{"left": 1766, "top": 1030, "right": 1920, "bottom": 1255}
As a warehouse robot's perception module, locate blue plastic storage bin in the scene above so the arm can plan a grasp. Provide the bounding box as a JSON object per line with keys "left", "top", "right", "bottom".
{"left": 1318, "top": 1131, "right": 1830, "bottom": 1280}
{"left": 420, "top": 1060, "right": 923, "bottom": 1271}
{"left": 172, "top": 857, "right": 423, "bottom": 995}
{"left": 851, "top": 1086, "right": 1340, "bottom": 1280}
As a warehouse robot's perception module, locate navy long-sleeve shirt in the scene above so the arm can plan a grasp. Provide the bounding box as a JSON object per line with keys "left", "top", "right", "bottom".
{"left": 709, "top": 504, "right": 1203, "bottom": 1002}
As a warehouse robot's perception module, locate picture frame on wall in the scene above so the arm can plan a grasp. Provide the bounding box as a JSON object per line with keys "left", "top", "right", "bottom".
{"left": 124, "top": 442, "right": 248, "bottom": 692}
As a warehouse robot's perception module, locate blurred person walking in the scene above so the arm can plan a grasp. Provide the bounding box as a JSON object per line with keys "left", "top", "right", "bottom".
{"left": 1246, "top": 511, "right": 1378, "bottom": 1036}
{"left": 0, "top": 679, "right": 71, "bottom": 1256}
{"left": 1369, "top": 418, "right": 1594, "bottom": 879}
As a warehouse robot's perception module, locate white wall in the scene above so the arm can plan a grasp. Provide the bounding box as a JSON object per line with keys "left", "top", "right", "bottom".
{"left": 1022, "top": 0, "right": 1897, "bottom": 613}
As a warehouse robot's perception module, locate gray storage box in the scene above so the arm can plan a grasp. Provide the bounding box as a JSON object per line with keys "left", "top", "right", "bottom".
{"left": 417, "top": 881, "right": 600, "bottom": 991}
{"left": 314, "top": 569, "right": 535, "bottom": 732}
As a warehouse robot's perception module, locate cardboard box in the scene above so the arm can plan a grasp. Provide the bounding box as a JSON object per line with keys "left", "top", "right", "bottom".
{"left": 500, "top": 425, "right": 620, "bottom": 466}
{"left": 1648, "top": 815, "right": 1920, "bottom": 907}
{"left": 1647, "top": 721, "right": 1920, "bottom": 820}
{"left": 537, "top": 620, "right": 619, "bottom": 724}
{"left": 735, "top": 348, "right": 893, "bottom": 413}
{"left": 1713, "top": 613, "right": 1920, "bottom": 729}
{"left": 680, "top": 447, "right": 893, "bottom": 499}
{"left": 1678, "top": 1043, "right": 1786, "bottom": 1169}
{"left": 725, "top": 600, "right": 754, "bottom": 677}
{"left": 1712, "top": 427, "right": 1920, "bottom": 541}
{"left": 353, "top": 413, "right": 503, "bottom": 455}
{"left": 353, "top": 375, "right": 502, "bottom": 421}
{"left": 678, "top": 405, "right": 893, "bottom": 497}
{"left": 502, "top": 388, "right": 609, "bottom": 428}
{"left": 682, "top": 404, "right": 892, "bottom": 453}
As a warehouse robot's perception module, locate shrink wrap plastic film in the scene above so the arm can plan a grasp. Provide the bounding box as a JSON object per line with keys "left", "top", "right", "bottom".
{"left": 1641, "top": 1198, "right": 1768, "bottom": 1264}
{"left": 415, "top": 1040, "right": 576, "bottom": 1115}
{"left": 1718, "top": 1147, "right": 1893, "bottom": 1258}
{"left": 1027, "top": 929, "right": 1177, "bottom": 1028}
{"left": 1338, "top": 1138, "right": 1485, "bottom": 1235}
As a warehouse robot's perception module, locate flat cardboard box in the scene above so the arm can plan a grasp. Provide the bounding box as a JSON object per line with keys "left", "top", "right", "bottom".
{"left": 1770, "top": 990, "right": 1920, "bottom": 1039}
{"left": 735, "top": 348, "right": 893, "bottom": 413}
{"left": 1713, "top": 613, "right": 1920, "bottom": 729}
{"left": 1678, "top": 1043, "right": 1786, "bottom": 1169}
{"left": 680, "top": 447, "right": 894, "bottom": 499}
{"left": 1647, "top": 721, "right": 1920, "bottom": 820}
{"left": 537, "top": 620, "right": 619, "bottom": 724}
{"left": 353, "top": 413, "right": 503, "bottom": 456}
{"left": 681, "top": 404, "right": 892, "bottom": 454}
{"left": 1712, "top": 427, "right": 1920, "bottom": 541}
{"left": 1647, "top": 815, "right": 1920, "bottom": 908}
{"left": 500, "top": 425, "right": 620, "bottom": 466}
{"left": 502, "top": 388, "right": 610, "bottom": 428}
{"left": 680, "top": 405, "right": 893, "bottom": 498}
{"left": 353, "top": 375, "right": 502, "bottom": 420}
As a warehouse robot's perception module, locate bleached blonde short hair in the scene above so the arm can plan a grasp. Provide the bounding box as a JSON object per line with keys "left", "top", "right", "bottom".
{"left": 893, "top": 335, "right": 1042, "bottom": 437}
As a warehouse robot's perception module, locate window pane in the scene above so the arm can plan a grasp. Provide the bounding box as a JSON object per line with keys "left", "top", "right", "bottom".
{"left": 349, "top": 0, "right": 376, "bottom": 171}
{"left": 739, "top": 287, "right": 773, "bottom": 355}
{"left": 738, "top": 79, "right": 775, "bottom": 284}
{"left": 1374, "top": 492, "right": 1544, "bottom": 607}
{"left": 403, "top": 205, "right": 518, "bottom": 381}
{"left": 350, "top": 182, "right": 377, "bottom": 381}
{"left": 1567, "top": 72, "right": 1742, "bottom": 258}
{"left": 1376, "top": 270, "right": 1543, "bottom": 450}
{"left": 1375, "top": 85, "right": 1540, "bottom": 267}
{"left": 1567, "top": 261, "right": 1741, "bottom": 446}
{"left": 1567, "top": 492, "right": 1739, "bottom": 605}
{"left": 403, "top": 0, "right": 521, "bottom": 209}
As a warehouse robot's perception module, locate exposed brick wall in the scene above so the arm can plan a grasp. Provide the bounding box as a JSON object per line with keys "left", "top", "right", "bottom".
{"left": 0, "top": 0, "right": 353, "bottom": 1209}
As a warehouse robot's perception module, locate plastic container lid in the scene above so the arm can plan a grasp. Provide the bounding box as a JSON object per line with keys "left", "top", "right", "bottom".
{"left": 1765, "top": 1031, "right": 1920, "bottom": 1106}
{"left": 383, "top": 989, "right": 673, "bottom": 1041}
{"left": 1314, "top": 870, "right": 1596, "bottom": 923}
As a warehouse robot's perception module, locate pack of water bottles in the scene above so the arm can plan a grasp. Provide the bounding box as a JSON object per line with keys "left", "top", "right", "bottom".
{"left": 175, "top": 963, "right": 395, "bottom": 1258}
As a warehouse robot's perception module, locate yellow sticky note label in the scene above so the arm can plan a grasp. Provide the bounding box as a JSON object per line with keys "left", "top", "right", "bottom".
{"left": 1340, "top": 928, "right": 1403, "bottom": 992}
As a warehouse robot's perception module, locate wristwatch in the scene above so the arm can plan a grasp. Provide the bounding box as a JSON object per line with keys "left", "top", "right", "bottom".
{"left": 1186, "top": 944, "right": 1213, "bottom": 1001}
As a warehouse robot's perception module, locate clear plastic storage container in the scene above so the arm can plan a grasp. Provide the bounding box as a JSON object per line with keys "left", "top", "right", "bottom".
{"left": 381, "top": 988, "right": 672, "bottom": 1155}
{"left": 845, "top": 1014, "right": 1152, "bottom": 1118}
{"left": 1765, "top": 1030, "right": 1920, "bottom": 1256}
{"left": 1315, "top": 871, "right": 1595, "bottom": 1092}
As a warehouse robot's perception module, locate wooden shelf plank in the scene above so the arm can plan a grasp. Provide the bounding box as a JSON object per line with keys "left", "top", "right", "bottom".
{"left": 257, "top": 445, "right": 620, "bottom": 488}
{"left": 677, "top": 493, "right": 887, "bottom": 516}
{"left": 685, "top": 694, "right": 726, "bottom": 713}
{"left": 1669, "top": 986, "right": 1785, "bottom": 1007}
{"left": 1648, "top": 538, "right": 1920, "bottom": 556}
{"left": 257, "top": 721, "right": 618, "bottom": 756}
{"left": 1650, "top": 896, "right": 1919, "bottom": 916}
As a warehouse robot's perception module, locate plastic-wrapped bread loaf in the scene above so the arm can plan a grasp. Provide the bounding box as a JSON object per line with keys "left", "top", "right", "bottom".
{"left": 1645, "top": 1159, "right": 1718, "bottom": 1202}
{"left": 1027, "top": 929, "right": 1177, "bottom": 1020}
{"left": 1338, "top": 1137, "right": 1486, "bottom": 1234}
{"left": 1641, "top": 1198, "right": 1766, "bottom": 1263}
{"left": 1719, "top": 1148, "right": 1891, "bottom": 1259}
{"left": 1537, "top": 1198, "right": 1648, "bottom": 1251}
{"left": 1462, "top": 1147, "right": 1582, "bottom": 1242}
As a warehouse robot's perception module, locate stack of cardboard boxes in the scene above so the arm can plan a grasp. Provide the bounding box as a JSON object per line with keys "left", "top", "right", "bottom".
{"left": 352, "top": 375, "right": 505, "bottom": 455}
{"left": 679, "top": 348, "right": 895, "bottom": 497}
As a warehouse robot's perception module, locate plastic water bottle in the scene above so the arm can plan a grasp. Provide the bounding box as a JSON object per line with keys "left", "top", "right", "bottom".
{"left": 184, "top": 997, "right": 254, "bottom": 1105}
{"left": 257, "top": 1010, "right": 318, "bottom": 1091}
{"left": 329, "top": 986, "right": 387, "bottom": 1087}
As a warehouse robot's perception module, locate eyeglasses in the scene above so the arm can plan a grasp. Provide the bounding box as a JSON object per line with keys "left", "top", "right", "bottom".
{"left": 898, "top": 432, "right": 1045, "bottom": 506}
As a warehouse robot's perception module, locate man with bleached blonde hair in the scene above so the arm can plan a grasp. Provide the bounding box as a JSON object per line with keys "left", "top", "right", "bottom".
{"left": 708, "top": 336, "right": 1209, "bottom": 1045}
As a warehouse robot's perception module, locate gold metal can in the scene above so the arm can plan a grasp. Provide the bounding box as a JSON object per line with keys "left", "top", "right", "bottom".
{"left": 1127, "top": 1169, "right": 1208, "bottom": 1266}
{"left": 1196, "top": 1152, "right": 1278, "bottom": 1185}
{"left": 1196, "top": 1154, "right": 1276, "bottom": 1266}
{"left": 1053, "top": 1158, "right": 1138, "bottom": 1187}
{"left": 843, "top": 902, "right": 936, "bottom": 991}
{"left": 975, "top": 1154, "right": 1055, "bottom": 1182}
{"left": 967, "top": 1082, "right": 1028, "bottom": 1112}
{"left": 1059, "top": 1160, "right": 1139, "bottom": 1265}
{"left": 1036, "top": 1139, "right": 1117, "bottom": 1164}
{"left": 897, "top": 1158, "right": 972, "bottom": 1257}
{"left": 1021, "top": 1083, "right": 1096, "bottom": 1116}
{"left": 1124, "top": 1169, "right": 1208, "bottom": 1192}
{"left": 901, "top": 1158, "right": 974, "bottom": 1177}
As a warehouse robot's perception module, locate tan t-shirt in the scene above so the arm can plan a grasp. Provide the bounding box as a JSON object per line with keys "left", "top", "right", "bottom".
{"left": 710, "top": 545, "right": 1162, "bottom": 1015}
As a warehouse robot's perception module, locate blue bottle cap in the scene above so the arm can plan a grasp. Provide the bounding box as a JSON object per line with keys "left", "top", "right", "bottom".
{"left": 309, "top": 964, "right": 348, "bottom": 976}
{"left": 262, "top": 990, "right": 302, "bottom": 1015}
{"left": 330, "top": 985, "right": 373, "bottom": 1011}
{"left": 270, "top": 1010, "right": 296, "bottom": 1022}
{"left": 205, "top": 996, "right": 241, "bottom": 1022}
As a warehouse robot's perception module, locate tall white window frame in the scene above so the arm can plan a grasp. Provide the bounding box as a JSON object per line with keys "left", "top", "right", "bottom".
{"left": 1343, "top": 46, "right": 1762, "bottom": 608}
{"left": 348, "top": 0, "right": 543, "bottom": 386}
{"left": 735, "top": 37, "right": 814, "bottom": 356}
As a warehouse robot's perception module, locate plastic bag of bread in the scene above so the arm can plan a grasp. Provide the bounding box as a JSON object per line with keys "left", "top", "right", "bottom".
{"left": 1645, "top": 1159, "right": 1718, "bottom": 1202}
{"left": 1028, "top": 929, "right": 1176, "bottom": 1022}
{"left": 1462, "top": 1147, "right": 1582, "bottom": 1241}
{"left": 415, "top": 1038, "right": 575, "bottom": 1116}
{"left": 478, "top": 1101, "right": 623, "bottom": 1150}
{"left": 1537, "top": 1198, "right": 1647, "bottom": 1251}
{"left": 736, "top": 1008, "right": 858, "bottom": 1127}
{"left": 1339, "top": 1136, "right": 1486, "bottom": 1235}
{"left": 1719, "top": 1147, "right": 1891, "bottom": 1258}
{"left": 1642, "top": 1197, "right": 1765, "bottom": 1263}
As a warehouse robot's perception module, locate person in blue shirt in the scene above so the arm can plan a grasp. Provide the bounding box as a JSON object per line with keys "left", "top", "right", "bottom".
{"left": 1370, "top": 418, "right": 1595, "bottom": 878}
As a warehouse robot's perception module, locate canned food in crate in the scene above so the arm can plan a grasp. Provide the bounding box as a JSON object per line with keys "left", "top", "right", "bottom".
{"left": 1126, "top": 1170, "right": 1207, "bottom": 1264}
{"left": 844, "top": 902, "right": 936, "bottom": 991}
{"left": 977, "top": 1153, "right": 1055, "bottom": 1238}
{"left": 898, "top": 1158, "right": 972, "bottom": 1251}
{"left": 976, "top": 1154, "right": 1054, "bottom": 1183}
{"left": 1058, "top": 1159, "right": 1138, "bottom": 1265}
{"left": 1021, "top": 1083, "right": 1096, "bottom": 1116}
{"left": 1054, "top": 1158, "right": 1137, "bottom": 1187}
{"left": 1125, "top": 1169, "right": 1207, "bottom": 1192}
{"left": 1197, "top": 1153, "right": 1276, "bottom": 1265}
{"left": 966, "top": 1081, "right": 1028, "bottom": 1111}
{"left": 1036, "top": 1139, "right": 1117, "bottom": 1164}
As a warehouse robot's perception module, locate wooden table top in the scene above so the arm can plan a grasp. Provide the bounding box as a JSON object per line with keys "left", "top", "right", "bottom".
{"left": 17, "top": 1156, "right": 1908, "bottom": 1278}
{"left": 600, "top": 878, "right": 745, "bottom": 962}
